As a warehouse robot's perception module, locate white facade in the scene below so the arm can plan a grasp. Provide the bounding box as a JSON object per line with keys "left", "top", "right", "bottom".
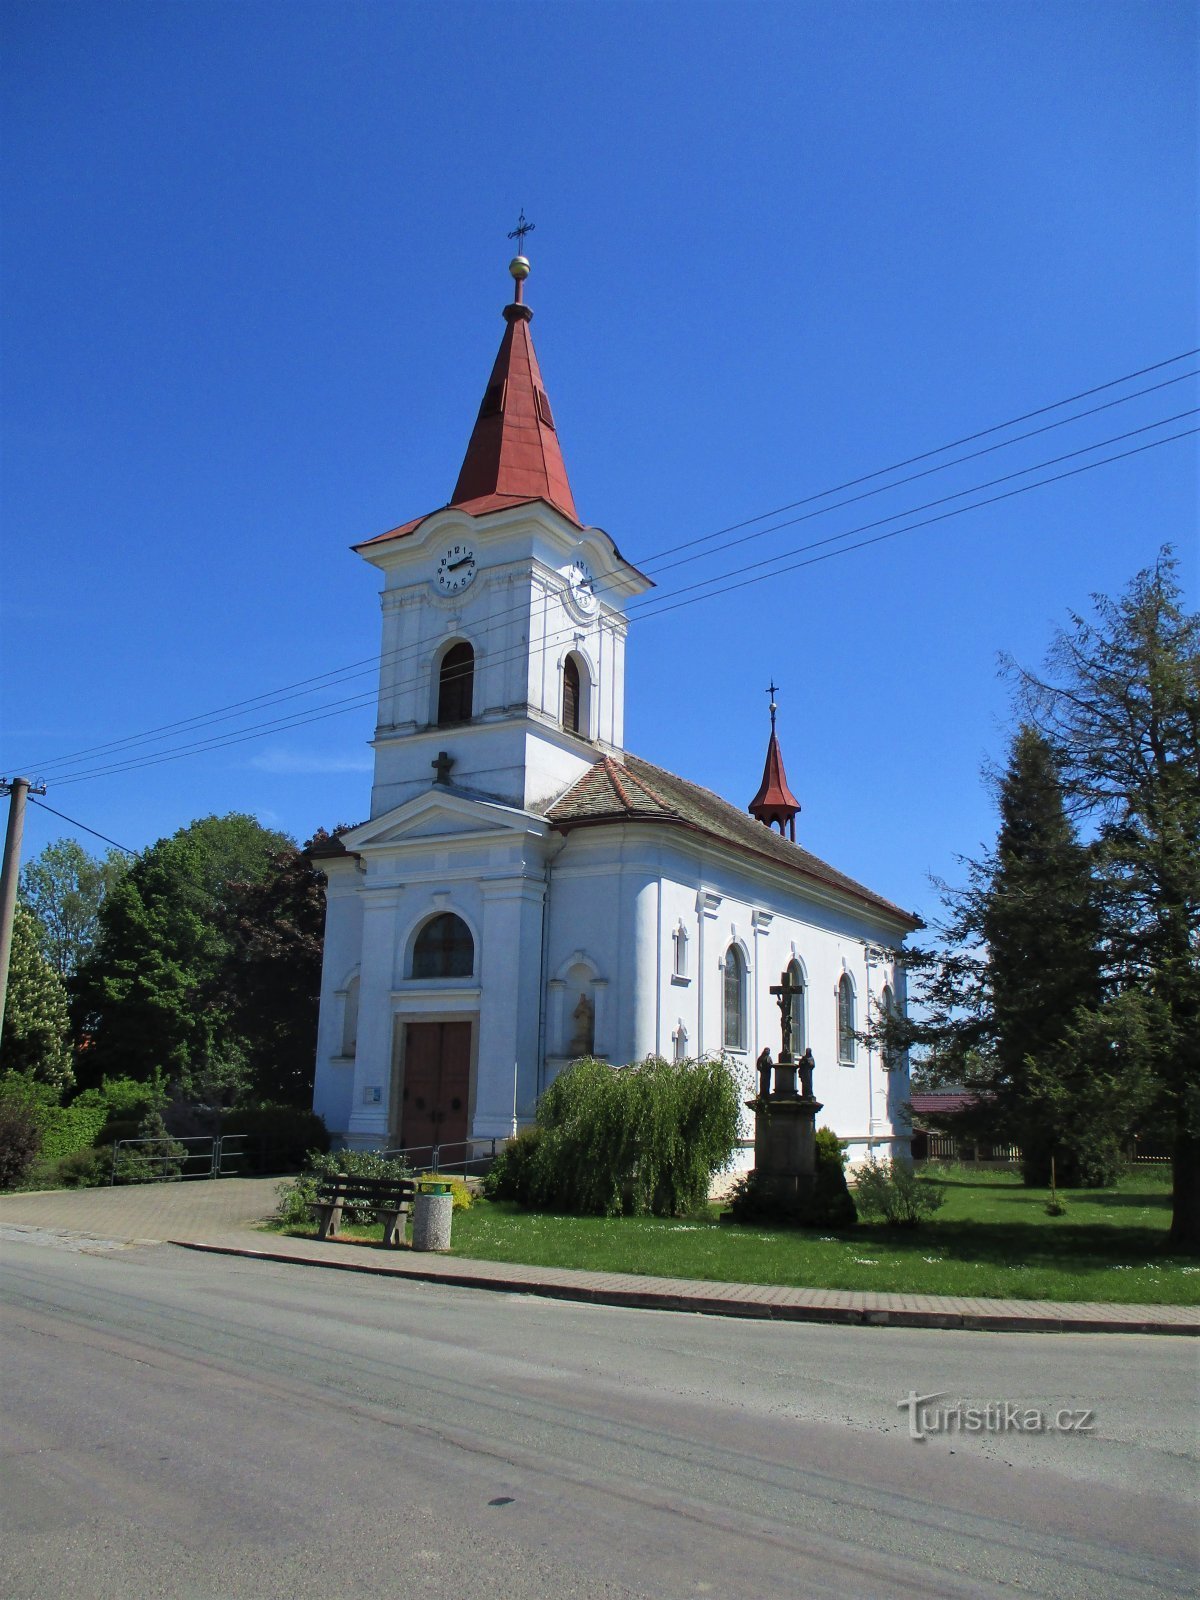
{"left": 312, "top": 264, "right": 917, "bottom": 1169}
{"left": 312, "top": 494, "right": 916, "bottom": 1168}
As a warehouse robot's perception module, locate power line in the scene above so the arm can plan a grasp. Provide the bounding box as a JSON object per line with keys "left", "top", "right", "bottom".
{"left": 40, "top": 406, "right": 1199, "bottom": 783}
{"left": 13, "top": 349, "right": 1196, "bottom": 778}
{"left": 26, "top": 796, "right": 137, "bottom": 855}
{"left": 46, "top": 423, "right": 1196, "bottom": 788}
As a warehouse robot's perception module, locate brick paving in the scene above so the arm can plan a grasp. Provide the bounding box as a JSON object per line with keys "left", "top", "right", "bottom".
{"left": 1, "top": 1177, "right": 1196, "bottom": 1336}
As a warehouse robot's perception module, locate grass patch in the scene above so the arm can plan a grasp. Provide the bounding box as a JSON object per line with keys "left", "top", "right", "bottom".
{"left": 269, "top": 1165, "right": 1198, "bottom": 1305}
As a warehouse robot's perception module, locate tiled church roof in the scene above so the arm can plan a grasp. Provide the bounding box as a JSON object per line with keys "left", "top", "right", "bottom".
{"left": 548, "top": 753, "right": 919, "bottom": 927}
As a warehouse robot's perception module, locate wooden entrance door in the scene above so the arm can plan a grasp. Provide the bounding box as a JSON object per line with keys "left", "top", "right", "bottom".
{"left": 400, "top": 1021, "right": 471, "bottom": 1153}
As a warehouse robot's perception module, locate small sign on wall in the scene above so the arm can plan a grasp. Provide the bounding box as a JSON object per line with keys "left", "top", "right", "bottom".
{"left": 363, "top": 1086, "right": 382, "bottom": 1104}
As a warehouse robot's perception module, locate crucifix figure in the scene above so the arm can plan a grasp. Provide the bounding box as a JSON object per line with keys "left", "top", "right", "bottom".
{"left": 507, "top": 209, "right": 535, "bottom": 251}
{"left": 431, "top": 750, "right": 455, "bottom": 785}
{"left": 769, "top": 968, "right": 804, "bottom": 1061}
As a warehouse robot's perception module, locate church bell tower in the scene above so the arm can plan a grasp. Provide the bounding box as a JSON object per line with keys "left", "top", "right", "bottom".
{"left": 352, "top": 249, "right": 651, "bottom": 819}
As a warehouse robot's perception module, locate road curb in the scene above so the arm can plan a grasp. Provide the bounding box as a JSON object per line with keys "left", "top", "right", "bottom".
{"left": 169, "top": 1239, "right": 1200, "bottom": 1337}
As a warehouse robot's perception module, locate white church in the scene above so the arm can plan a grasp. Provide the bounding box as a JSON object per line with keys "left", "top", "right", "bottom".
{"left": 311, "top": 249, "right": 919, "bottom": 1169}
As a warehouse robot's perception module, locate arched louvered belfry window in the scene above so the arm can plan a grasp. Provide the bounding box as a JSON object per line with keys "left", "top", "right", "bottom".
{"left": 562, "top": 655, "right": 581, "bottom": 733}
{"left": 723, "top": 945, "right": 746, "bottom": 1050}
{"left": 411, "top": 913, "right": 474, "bottom": 979}
{"left": 437, "top": 642, "right": 474, "bottom": 726}
{"left": 787, "top": 959, "right": 806, "bottom": 1054}
{"left": 838, "top": 973, "right": 857, "bottom": 1064}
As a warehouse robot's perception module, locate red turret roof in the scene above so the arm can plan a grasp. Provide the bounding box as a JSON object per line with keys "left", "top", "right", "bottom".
{"left": 450, "top": 299, "right": 580, "bottom": 523}
{"left": 749, "top": 725, "right": 801, "bottom": 834}
{"left": 356, "top": 266, "right": 581, "bottom": 552}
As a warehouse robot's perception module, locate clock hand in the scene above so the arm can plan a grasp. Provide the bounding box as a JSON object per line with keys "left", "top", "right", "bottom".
{"left": 447, "top": 555, "right": 473, "bottom": 571}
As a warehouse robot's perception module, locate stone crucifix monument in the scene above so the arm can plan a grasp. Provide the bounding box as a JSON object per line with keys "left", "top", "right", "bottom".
{"left": 750, "top": 969, "right": 823, "bottom": 1204}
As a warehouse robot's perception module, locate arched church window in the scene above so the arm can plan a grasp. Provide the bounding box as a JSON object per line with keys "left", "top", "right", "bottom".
{"left": 412, "top": 913, "right": 474, "bottom": 979}
{"left": 880, "top": 982, "right": 896, "bottom": 1070}
{"left": 723, "top": 945, "right": 746, "bottom": 1051}
{"left": 838, "top": 973, "right": 857, "bottom": 1064}
{"left": 787, "top": 959, "right": 806, "bottom": 1053}
{"left": 562, "top": 655, "right": 581, "bottom": 734}
{"left": 672, "top": 923, "right": 689, "bottom": 980}
{"left": 437, "top": 642, "right": 474, "bottom": 726}
{"left": 341, "top": 975, "right": 360, "bottom": 1058}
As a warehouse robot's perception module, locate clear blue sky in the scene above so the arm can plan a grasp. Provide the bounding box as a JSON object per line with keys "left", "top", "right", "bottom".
{"left": 2, "top": 0, "right": 1196, "bottom": 928}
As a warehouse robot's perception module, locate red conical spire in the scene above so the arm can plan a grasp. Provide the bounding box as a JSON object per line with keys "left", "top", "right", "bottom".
{"left": 749, "top": 685, "right": 801, "bottom": 841}
{"left": 449, "top": 249, "right": 580, "bottom": 525}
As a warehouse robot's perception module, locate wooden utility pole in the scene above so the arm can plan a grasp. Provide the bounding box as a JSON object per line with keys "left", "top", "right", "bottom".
{"left": 0, "top": 777, "right": 46, "bottom": 1053}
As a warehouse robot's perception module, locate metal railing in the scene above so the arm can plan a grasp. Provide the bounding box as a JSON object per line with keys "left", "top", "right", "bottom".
{"left": 377, "top": 1136, "right": 500, "bottom": 1177}
{"left": 109, "top": 1134, "right": 247, "bottom": 1185}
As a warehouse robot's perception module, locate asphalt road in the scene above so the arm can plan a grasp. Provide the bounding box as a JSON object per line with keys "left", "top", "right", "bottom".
{"left": 2, "top": 1234, "right": 1196, "bottom": 1600}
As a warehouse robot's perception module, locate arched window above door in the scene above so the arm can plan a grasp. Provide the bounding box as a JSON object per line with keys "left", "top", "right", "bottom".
{"left": 437, "top": 642, "right": 474, "bottom": 726}
{"left": 411, "top": 913, "right": 474, "bottom": 979}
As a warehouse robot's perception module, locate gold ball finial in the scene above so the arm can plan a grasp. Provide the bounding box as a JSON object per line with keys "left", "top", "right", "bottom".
{"left": 509, "top": 254, "right": 531, "bottom": 282}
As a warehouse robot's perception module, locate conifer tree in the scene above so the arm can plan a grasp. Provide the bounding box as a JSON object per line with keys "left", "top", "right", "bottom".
{"left": 1013, "top": 551, "right": 1200, "bottom": 1247}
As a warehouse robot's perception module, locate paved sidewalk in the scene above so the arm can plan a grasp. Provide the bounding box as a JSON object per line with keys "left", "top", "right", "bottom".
{"left": 1, "top": 1178, "right": 1196, "bottom": 1336}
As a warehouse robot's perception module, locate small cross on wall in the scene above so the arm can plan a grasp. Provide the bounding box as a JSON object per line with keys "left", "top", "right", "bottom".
{"left": 431, "top": 751, "right": 455, "bottom": 785}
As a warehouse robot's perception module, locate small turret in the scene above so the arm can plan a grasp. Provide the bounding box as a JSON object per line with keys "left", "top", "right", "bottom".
{"left": 748, "top": 684, "right": 801, "bottom": 841}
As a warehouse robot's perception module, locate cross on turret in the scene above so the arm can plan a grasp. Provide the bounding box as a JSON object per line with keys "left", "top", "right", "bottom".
{"left": 507, "top": 209, "right": 535, "bottom": 251}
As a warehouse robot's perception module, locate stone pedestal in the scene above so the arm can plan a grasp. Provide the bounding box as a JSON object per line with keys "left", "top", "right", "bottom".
{"left": 751, "top": 1090, "right": 823, "bottom": 1203}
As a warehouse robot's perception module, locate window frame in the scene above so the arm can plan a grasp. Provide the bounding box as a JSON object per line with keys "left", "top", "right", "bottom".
{"left": 837, "top": 972, "right": 857, "bottom": 1065}
{"left": 722, "top": 944, "right": 747, "bottom": 1052}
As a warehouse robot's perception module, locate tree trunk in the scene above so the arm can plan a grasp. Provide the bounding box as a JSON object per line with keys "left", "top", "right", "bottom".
{"left": 1168, "top": 1131, "right": 1200, "bottom": 1253}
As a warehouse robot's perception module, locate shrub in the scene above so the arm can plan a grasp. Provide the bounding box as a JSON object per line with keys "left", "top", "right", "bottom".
{"left": 853, "top": 1158, "right": 945, "bottom": 1227}
{"left": 724, "top": 1126, "right": 856, "bottom": 1229}
{"left": 275, "top": 1149, "right": 413, "bottom": 1229}
{"left": 482, "top": 1126, "right": 542, "bottom": 1205}
{"left": 37, "top": 1099, "right": 110, "bottom": 1162}
{"left": 0, "top": 1083, "right": 43, "bottom": 1190}
{"left": 222, "top": 1104, "right": 330, "bottom": 1174}
{"left": 112, "top": 1108, "right": 188, "bottom": 1184}
{"left": 506, "top": 1056, "right": 740, "bottom": 1217}
{"left": 415, "top": 1172, "right": 473, "bottom": 1212}
{"left": 53, "top": 1147, "right": 111, "bottom": 1188}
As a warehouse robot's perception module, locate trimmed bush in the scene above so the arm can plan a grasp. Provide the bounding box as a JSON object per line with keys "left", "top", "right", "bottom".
{"left": 221, "top": 1104, "right": 329, "bottom": 1174}
{"left": 496, "top": 1056, "right": 740, "bottom": 1218}
{"left": 853, "top": 1157, "right": 945, "bottom": 1227}
{"left": 724, "top": 1126, "right": 856, "bottom": 1229}
{"left": 37, "top": 1100, "right": 110, "bottom": 1162}
{"left": 275, "top": 1149, "right": 413, "bottom": 1229}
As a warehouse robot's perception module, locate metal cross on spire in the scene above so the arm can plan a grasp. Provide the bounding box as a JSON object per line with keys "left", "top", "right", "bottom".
{"left": 507, "top": 209, "right": 535, "bottom": 251}
{"left": 767, "top": 682, "right": 779, "bottom": 730}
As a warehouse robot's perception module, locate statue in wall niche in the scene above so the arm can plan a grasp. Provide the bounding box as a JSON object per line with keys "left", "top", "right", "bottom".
{"left": 568, "top": 991, "right": 595, "bottom": 1057}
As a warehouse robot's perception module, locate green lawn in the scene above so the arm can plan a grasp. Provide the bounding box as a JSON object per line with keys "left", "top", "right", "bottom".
{"left": 274, "top": 1165, "right": 1198, "bottom": 1305}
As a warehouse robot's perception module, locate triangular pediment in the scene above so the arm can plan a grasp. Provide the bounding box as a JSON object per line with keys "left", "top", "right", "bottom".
{"left": 342, "top": 788, "right": 549, "bottom": 852}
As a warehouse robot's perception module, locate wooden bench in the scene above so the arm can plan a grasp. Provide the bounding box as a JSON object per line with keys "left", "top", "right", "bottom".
{"left": 312, "top": 1174, "right": 417, "bottom": 1248}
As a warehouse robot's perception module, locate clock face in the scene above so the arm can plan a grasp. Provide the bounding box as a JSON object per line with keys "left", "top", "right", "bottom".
{"left": 434, "top": 543, "right": 477, "bottom": 594}
{"left": 569, "top": 555, "right": 597, "bottom": 612}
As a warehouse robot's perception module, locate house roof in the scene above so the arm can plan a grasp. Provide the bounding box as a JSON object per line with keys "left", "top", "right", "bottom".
{"left": 910, "top": 1092, "right": 981, "bottom": 1121}
{"left": 355, "top": 256, "right": 582, "bottom": 552}
{"left": 548, "top": 753, "right": 920, "bottom": 927}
